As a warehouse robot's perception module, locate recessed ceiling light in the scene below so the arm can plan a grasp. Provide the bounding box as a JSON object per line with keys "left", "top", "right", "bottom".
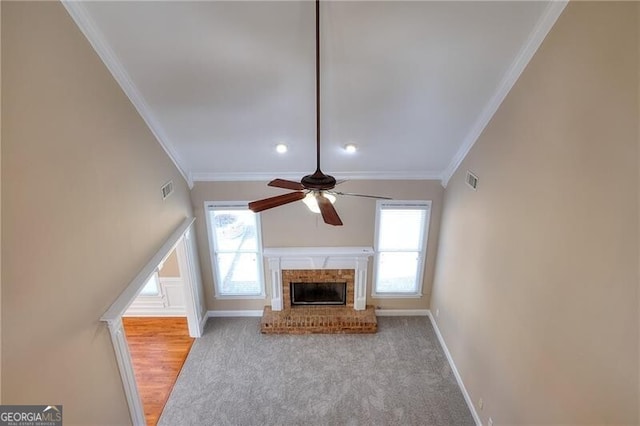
{"left": 344, "top": 143, "right": 357, "bottom": 154}
{"left": 275, "top": 143, "right": 288, "bottom": 154}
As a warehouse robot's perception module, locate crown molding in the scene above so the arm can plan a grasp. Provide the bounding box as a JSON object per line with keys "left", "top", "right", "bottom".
{"left": 440, "top": 0, "right": 568, "bottom": 188}
{"left": 334, "top": 171, "right": 443, "bottom": 181}
{"left": 61, "top": 1, "right": 190, "bottom": 185}
{"left": 191, "top": 170, "right": 442, "bottom": 183}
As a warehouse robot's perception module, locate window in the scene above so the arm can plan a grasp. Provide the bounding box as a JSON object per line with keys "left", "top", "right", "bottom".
{"left": 373, "top": 200, "right": 431, "bottom": 297}
{"left": 205, "top": 202, "right": 265, "bottom": 298}
{"left": 139, "top": 272, "right": 160, "bottom": 296}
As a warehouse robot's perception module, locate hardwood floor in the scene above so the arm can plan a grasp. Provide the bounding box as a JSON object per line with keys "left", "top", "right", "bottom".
{"left": 123, "top": 317, "right": 194, "bottom": 426}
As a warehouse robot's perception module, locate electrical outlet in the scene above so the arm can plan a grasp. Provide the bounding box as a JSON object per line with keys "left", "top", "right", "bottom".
{"left": 435, "top": 308, "right": 440, "bottom": 317}
{"left": 478, "top": 398, "right": 483, "bottom": 410}
{"left": 488, "top": 417, "right": 493, "bottom": 426}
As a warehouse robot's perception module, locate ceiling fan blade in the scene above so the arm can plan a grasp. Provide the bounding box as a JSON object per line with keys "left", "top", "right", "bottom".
{"left": 268, "top": 179, "right": 304, "bottom": 191}
{"left": 248, "top": 191, "right": 305, "bottom": 213}
{"left": 317, "top": 194, "right": 343, "bottom": 226}
{"left": 333, "top": 191, "right": 392, "bottom": 200}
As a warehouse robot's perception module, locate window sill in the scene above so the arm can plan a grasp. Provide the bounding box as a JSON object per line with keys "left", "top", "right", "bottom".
{"left": 214, "top": 293, "right": 266, "bottom": 300}
{"left": 371, "top": 292, "right": 423, "bottom": 299}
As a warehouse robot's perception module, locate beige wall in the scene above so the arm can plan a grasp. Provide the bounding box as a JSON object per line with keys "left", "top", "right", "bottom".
{"left": 190, "top": 180, "right": 443, "bottom": 311}
{"left": 0, "top": 0, "right": 3, "bottom": 403}
{"left": 431, "top": 2, "right": 639, "bottom": 424}
{"left": 2, "top": 2, "right": 193, "bottom": 424}
{"left": 159, "top": 249, "right": 180, "bottom": 278}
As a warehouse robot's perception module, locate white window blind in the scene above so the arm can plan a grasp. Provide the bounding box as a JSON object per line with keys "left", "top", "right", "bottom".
{"left": 373, "top": 201, "right": 431, "bottom": 296}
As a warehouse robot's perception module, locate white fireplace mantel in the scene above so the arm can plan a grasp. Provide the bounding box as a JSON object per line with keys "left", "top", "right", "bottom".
{"left": 263, "top": 247, "right": 374, "bottom": 311}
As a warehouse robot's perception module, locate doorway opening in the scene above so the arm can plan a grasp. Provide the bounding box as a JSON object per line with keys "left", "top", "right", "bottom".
{"left": 122, "top": 248, "right": 195, "bottom": 425}
{"left": 101, "top": 218, "right": 206, "bottom": 426}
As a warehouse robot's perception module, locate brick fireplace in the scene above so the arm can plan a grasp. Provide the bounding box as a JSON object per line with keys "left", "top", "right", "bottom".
{"left": 282, "top": 269, "right": 354, "bottom": 309}
{"left": 260, "top": 247, "right": 377, "bottom": 334}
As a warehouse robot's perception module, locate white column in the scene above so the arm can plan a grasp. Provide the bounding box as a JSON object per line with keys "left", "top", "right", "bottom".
{"left": 354, "top": 258, "right": 368, "bottom": 311}
{"left": 176, "top": 232, "right": 204, "bottom": 338}
{"left": 106, "top": 318, "right": 146, "bottom": 426}
{"left": 269, "top": 258, "right": 282, "bottom": 311}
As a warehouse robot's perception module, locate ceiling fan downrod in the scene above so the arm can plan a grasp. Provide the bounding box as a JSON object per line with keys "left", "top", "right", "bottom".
{"left": 301, "top": 0, "right": 336, "bottom": 191}
{"left": 249, "top": 0, "right": 389, "bottom": 226}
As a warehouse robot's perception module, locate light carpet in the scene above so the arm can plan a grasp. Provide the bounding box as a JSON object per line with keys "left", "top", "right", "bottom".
{"left": 159, "top": 316, "right": 474, "bottom": 426}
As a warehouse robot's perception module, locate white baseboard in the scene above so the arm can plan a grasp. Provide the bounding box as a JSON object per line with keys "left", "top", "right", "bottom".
{"left": 207, "top": 310, "right": 264, "bottom": 318}
{"left": 427, "top": 312, "right": 482, "bottom": 426}
{"left": 122, "top": 312, "right": 186, "bottom": 317}
{"left": 208, "top": 309, "right": 428, "bottom": 317}
{"left": 199, "top": 310, "right": 209, "bottom": 333}
{"left": 375, "top": 309, "right": 430, "bottom": 316}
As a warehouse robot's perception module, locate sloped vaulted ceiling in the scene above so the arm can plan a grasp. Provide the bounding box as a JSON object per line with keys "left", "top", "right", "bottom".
{"left": 63, "top": 1, "right": 567, "bottom": 186}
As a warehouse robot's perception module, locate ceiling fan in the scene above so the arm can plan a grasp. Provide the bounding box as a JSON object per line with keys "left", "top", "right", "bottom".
{"left": 248, "top": 0, "right": 390, "bottom": 226}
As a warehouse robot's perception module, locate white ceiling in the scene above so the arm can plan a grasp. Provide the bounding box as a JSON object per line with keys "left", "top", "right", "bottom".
{"left": 64, "top": 1, "right": 566, "bottom": 186}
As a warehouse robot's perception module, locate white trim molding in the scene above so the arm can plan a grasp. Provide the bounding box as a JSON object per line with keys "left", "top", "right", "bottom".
{"left": 199, "top": 310, "right": 210, "bottom": 330}
{"left": 191, "top": 171, "right": 442, "bottom": 183}
{"left": 263, "top": 247, "right": 374, "bottom": 311}
{"left": 372, "top": 200, "right": 431, "bottom": 298}
{"left": 375, "top": 309, "right": 429, "bottom": 316}
{"left": 205, "top": 202, "right": 266, "bottom": 300}
{"left": 106, "top": 318, "right": 146, "bottom": 426}
{"left": 175, "top": 228, "right": 206, "bottom": 338}
{"left": 123, "top": 277, "right": 187, "bottom": 317}
{"left": 207, "top": 309, "right": 431, "bottom": 318}
{"left": 100, "top": 217, "right": 204, "bottom": 426}
{"left": 440, "top": 1, "right": 568, "bottom": 187}
{"left": 208, "top": 310, "right": 264, "bottom": 318}
{"left": 101, "top": 218, "right": 195, "bottom": 321}
{"left": 61, "top": 1, "right": 190, "bottom": 185}
{"left": 427, "top": 311, "right": 482, "bottom": 426}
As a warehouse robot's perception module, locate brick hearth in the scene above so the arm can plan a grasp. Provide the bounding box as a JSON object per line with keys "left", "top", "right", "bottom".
{"left": 261, "top": 305, "right": 377, "bottom": 334}
{"left": 261, "top": 268, "right": 377, "bottom": 334}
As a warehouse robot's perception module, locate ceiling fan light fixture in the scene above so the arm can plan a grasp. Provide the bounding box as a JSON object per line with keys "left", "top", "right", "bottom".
{"left": 303, "top": 191, "right": 336, "bottom": 214}
{"left": 275, "top": 143, "right": 288, "bottom": 154}
{"left": 247, "top": 0, "right": 388, "bottom": 225}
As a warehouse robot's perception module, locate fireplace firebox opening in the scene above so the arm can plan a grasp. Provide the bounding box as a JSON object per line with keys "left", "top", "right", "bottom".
{"left": 290, "top": 282, "right": 347, "bottom": 306}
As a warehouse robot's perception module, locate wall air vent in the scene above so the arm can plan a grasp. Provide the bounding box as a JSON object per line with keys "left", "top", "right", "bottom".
{"left": 161, "top": 180, "right": 174, "bottom": 200}
{"left": 466, "top": 171, "right": 478, "bottom": 190}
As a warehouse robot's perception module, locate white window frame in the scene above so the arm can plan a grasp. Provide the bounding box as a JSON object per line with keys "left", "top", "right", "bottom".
{"left": 205, "top": 201, "right": 266, "bottom": 299}
{"left": 372, "top": 200, "right": 431, "bottom": 298}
